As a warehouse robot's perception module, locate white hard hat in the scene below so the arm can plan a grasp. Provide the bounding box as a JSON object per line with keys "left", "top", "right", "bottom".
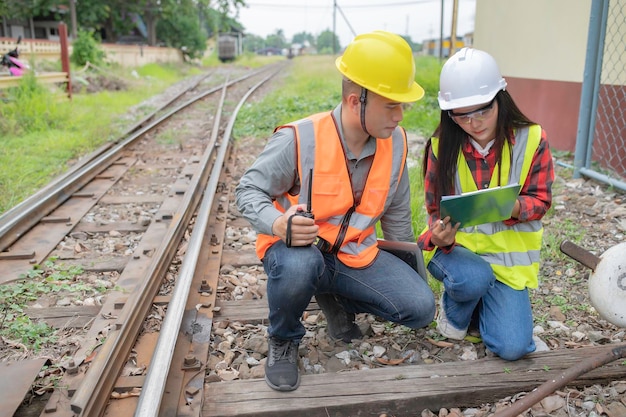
{"left": 438, "top": 47, "right": 507, "bottom": 110}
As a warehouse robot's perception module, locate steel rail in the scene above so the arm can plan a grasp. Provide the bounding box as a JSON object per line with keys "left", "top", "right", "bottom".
{"left": 134, "top": 66, "right": 282, "bottom": 417}
{"left": 122, "top": 71, "right": 214, "bottom": 137}
{"left": 69, "top": 65, "right": 284, "bottom": 417}
{"left": 0, "top": 64, "right": 279, "bottom": 253}
{"left": 68, "top": 79, "right": 230, "bottom": 416}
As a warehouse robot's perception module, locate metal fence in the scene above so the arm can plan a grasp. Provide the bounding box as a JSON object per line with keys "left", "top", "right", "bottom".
{"left": 574, "top": 0, "right": 626, "bottom": 191}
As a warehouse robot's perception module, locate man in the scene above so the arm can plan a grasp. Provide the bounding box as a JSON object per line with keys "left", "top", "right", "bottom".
{"left": 235, "top": 30, "right": 435, "bottom": 392}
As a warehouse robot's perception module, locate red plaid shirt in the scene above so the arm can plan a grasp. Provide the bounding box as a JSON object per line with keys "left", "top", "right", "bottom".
{"left": 418, "top": 128, "right": 554, "bottom": 252}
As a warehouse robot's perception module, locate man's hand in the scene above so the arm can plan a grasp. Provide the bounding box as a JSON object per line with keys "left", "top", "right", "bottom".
{"left": 430, "top": 216, "right": 459, "bottom": 247}
{"left": 272, "top": 204, "right": 319, "bottom": 247}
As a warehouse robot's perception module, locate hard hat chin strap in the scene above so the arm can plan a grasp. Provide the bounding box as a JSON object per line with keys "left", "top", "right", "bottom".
{"left": 359, "top": 87, "right": 372, "bottom": 137}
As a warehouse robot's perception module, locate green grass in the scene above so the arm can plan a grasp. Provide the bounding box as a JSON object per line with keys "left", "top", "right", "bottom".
{"left": 0, "top": 257, "right": 98, "bottom": 351}
{"left": 201, "top": 49, "right": 286, "bottom": 69}
{"left": 403, "top": 55, "right": 444, "bottom": 138}
{"left": 0, "top": 63, "right": 196, "bottom": 214}
{"left": 234, "top": 55, "right": 343, "bottom": 139}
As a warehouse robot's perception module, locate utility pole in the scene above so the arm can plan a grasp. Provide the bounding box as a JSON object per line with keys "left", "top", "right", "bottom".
{"left": 450, "top": 0, "right": 459, "bottom": 56}
{"left": 333, "top": 0, "right": 337, "bottom": 55}
{"left": 70, "top": 0, "right": 78, "bottom": 38}
{"left": 438, "top": 0, "right": 443, "bottom": 60}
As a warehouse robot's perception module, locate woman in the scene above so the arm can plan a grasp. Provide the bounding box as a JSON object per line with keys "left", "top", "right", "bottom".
{"left": 418, "top": 48, "right": 554, "bottom": 360}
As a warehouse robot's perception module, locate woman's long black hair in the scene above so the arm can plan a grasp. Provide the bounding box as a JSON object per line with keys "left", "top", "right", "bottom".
{"left": 422, "top": 89, "right": 536, "bottom": 207}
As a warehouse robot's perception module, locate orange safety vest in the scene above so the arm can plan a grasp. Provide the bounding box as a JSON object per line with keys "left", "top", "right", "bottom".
{"left": 255, "top": 111, "right": 409, "bottom": 268}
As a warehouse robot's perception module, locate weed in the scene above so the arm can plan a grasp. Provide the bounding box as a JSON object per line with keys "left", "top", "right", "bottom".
{"left": 0, "top": 259, "right": 106, "bottom": 351}
{"left": 0, "top": 62, "right": 193, "bottom": 215}
{"left": 533, "top": 312, "right": 549, "bottom": 326}
{"left": 1, "top": 315, "right": 58, "bottom": 350}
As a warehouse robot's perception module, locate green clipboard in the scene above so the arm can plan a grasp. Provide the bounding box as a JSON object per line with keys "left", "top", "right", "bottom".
{"left": 440, "top": 183, "right": 521, "bottom": 228}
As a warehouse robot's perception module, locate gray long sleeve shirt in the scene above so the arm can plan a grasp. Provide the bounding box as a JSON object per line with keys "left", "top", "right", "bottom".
{"left": 235, "top": 104, "right": 415, "bottom": 242}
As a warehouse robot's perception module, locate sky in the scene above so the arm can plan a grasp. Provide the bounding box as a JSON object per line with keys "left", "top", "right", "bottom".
{"left": 235, "top": 0, "right": 476, "bottom": 48}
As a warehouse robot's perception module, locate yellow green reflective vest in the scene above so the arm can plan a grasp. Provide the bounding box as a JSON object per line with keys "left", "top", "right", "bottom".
{"left": 422, "top": 125, "right": 543, "bottom": 290}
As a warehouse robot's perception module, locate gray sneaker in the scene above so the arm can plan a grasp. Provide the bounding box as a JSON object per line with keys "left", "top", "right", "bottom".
{"left": 265, "top": 337, "right": 300, "bottom": 391}
{"left": 315, "top": 293, "right": 362, "bottom": 343}
{"left": 436, "top": 296, "right": 468, "bottom": 340}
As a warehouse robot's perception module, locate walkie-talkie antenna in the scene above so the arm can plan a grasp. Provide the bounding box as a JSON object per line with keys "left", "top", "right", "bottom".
{"left": 306, "top": 168, "right": 313, "bottom": 213}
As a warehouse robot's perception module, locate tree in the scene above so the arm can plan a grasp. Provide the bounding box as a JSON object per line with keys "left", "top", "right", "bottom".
{"left": 73, "top": 0, "right": 114, "bottom": 36}
{"left": 0, "top": 0, "right": 59, "bottom": 21}
{"left": 264, "top": 29, "right": 286, "bottom": 50}
{"left": 0, "top": 0, "right": 247, "bottom": 57}
{"left": 202, "top": 7, "right": 242, "bottom": 39}
{"left": 400, "top": 35, "right": 422, "bottom": 53}
{"left": 292, "top": 31, "right": 315, "bottom": 47}
{"left": 145, "top": 0, "right": 245, "bottom": 46}
{"left": 157, "top": 11, "right": 206, "bottom": 60}
{"left": 242, "top": 33, "right": 265, "bottom": 53}
{"left": 316, "top": 29, "right": 340, "bottom": 55}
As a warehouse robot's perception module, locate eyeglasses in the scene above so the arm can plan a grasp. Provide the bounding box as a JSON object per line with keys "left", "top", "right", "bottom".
{"left": 448, "top": 99, "right": 496, "bottom": 124}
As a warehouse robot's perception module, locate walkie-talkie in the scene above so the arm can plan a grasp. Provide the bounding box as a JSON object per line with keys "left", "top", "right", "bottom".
{"left": 286, "top": 169, "right": 314, "bottom": 248}
{"left": 295, "top": 168, "right": 314, "bottom": 220}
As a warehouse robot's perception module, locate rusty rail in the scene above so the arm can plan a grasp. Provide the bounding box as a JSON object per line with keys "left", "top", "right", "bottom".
{"left": 491, "top": 344, "right": 626, "bottom": 417}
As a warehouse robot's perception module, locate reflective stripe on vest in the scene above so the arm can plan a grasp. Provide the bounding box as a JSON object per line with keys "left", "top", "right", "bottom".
{"left": 423, "top": 125, "right": 543, "bottom": 289}
{"left": 255, "top": 111, "right": 408, "bottom": 267}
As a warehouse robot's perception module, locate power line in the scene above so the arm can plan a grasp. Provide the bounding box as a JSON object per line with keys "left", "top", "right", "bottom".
{"left": 341, "top": 0, "right": 442, "bottom": 9}
{"left": 245, "top": 0, "right": 444, "bottom": 9}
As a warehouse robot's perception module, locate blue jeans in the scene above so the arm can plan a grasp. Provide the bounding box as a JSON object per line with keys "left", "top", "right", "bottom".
{"left": 428, "top": 246, "right": 536, "bottom": 360}
{"left": 263, "top": 241, "right": 436, "bottom": 341}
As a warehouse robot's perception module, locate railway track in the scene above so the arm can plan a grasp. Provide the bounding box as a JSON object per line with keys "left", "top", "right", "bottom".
{"left": 1, "top": 60, "right": 625, "bottom": 417}
{"left": 0, "top": 62, "right": 285, "bottom": 417}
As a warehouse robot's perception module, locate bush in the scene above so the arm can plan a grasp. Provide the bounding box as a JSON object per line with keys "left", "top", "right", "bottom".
{"left": 0, "top": 72, "right": 70, "bottom": 136}
{"left": 71, "top": 30, "right": 105, "bottom": 67}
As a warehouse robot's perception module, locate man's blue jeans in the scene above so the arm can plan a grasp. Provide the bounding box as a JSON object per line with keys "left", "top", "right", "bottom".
{"left": 262, "top": 241, "right": 436, "bottom": 342}
{"left": 427, "top": 246, "right": 536, "bottom": 360}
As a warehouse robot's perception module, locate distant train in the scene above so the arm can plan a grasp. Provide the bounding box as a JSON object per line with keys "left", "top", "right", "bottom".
{"left": 218, "top": 34, "right": 239, "bottom": 62}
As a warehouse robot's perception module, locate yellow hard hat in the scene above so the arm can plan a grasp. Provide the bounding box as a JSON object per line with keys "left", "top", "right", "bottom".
{"left": 335, "top": 30, "right": 424, "bottom": 103}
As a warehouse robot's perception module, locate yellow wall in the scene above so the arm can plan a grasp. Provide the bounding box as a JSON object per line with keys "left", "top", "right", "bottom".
{"left": 470, "top": 0, "right": 626, "bottom": 154}
{"left": 473, "top": 0, "right": 590, "bottom": 82}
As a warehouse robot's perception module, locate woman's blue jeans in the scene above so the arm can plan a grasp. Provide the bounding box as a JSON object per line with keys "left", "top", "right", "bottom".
{"left": 428, "top": 246, "right": 536, "bottom": 360}
{"left": 263, "top": 241, "right": 436, "bottom": 342}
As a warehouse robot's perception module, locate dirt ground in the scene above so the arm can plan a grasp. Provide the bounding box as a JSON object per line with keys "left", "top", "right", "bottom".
{"left": 223, "top": 131, "right": 626, "bottom": 417}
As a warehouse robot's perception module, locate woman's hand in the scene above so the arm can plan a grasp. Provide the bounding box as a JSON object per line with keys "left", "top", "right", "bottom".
{"left": 430, "top": 216, "right": 460, "bottom": 247}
